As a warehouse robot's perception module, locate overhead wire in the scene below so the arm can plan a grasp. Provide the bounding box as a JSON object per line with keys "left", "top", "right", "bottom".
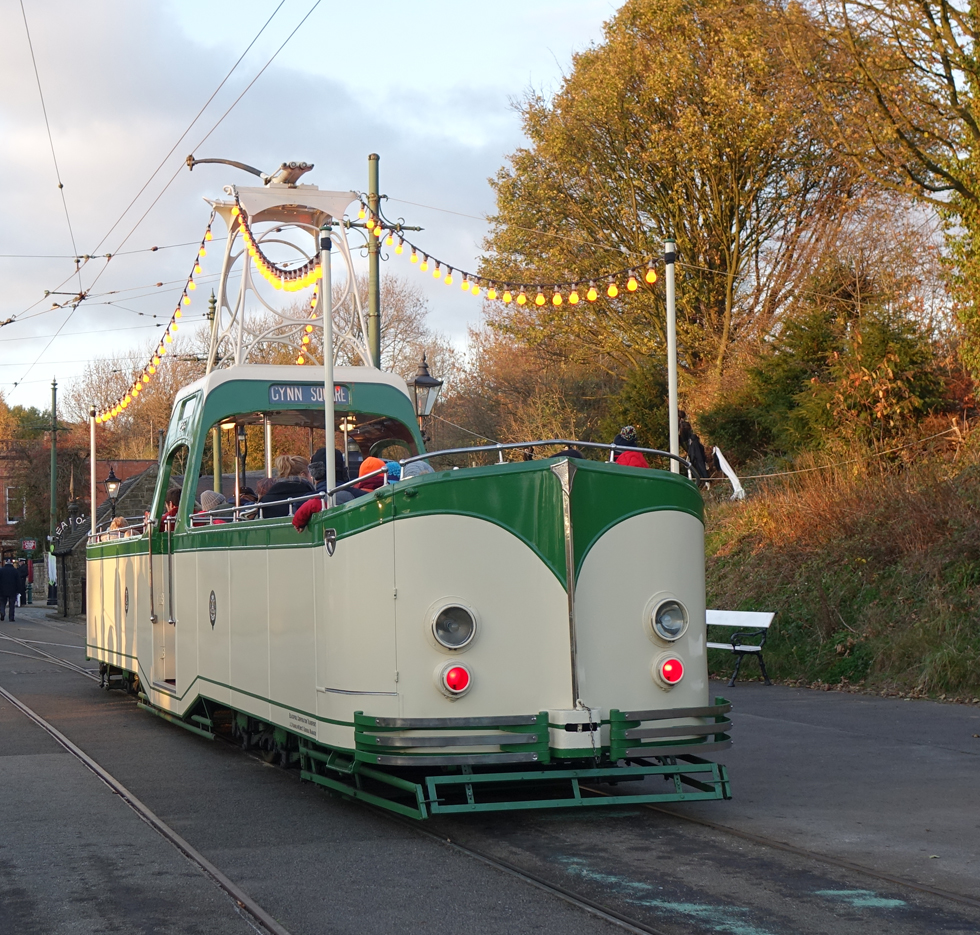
{"left": 8, "top": 0, "right": 318, "bottom": 391}
{"left": 18, "top": 0, "right": 81, "bottom": 293}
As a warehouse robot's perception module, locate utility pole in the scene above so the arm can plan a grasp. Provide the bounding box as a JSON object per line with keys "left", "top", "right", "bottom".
{"left": 664, "top": 240, "right": 679, "bottom": 474}
{"left": 207, "top": 291, "right": 222, "bottom": 490}
{"left": 367, "top": 153, "right": 381, "bottom": 368}
{"left": 49, "top": 378, "right": 58, "bottom": 539}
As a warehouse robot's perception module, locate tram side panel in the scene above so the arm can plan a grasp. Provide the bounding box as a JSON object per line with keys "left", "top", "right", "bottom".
{"left": 227, "top": 548, "right": 272, "bottom": 723}
{"left": 194, "top": 547, "right": 232, "bottom": 712}
{"left": 574, "top": 510, "right": 708, "bottom": 713}
{"left": 315, "top": 520, "right": 398, "bottom": 747}
{"left": 267, "top": 542, "right": 318, "bottom": 736}
{"left": 391, "top": 513, "right": 574, "bottom": 719}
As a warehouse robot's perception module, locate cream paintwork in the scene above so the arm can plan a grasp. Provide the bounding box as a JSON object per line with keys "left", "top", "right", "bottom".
{"left": 87, "top": 507, "right": 706, "bottom": 756}
{"left": 391, "top": 513, "right": 573, "bottom": 720}
{"left": 574, "top": 510, "right": 708, "bottom": 713}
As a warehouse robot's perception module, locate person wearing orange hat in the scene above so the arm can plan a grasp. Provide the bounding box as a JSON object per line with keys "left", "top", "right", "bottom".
{"left": 349, "top": 456, "right": 387, "bottom": 498}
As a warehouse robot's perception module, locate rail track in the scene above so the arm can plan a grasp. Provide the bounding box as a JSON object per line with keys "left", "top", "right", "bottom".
{"left": 2, "top": 629, "right": 977, "bottom": 935}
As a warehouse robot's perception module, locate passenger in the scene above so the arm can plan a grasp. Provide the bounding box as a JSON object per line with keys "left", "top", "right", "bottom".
{"left": 308, "top": 447, "right": 350, "bottom": 494}
{"left": 255, "top": 477, "right": 275, "bottom": 499}
{"left": 16, "top": 559, "right": 28, "bottom": 606}
{"left": 554, "top": 445, "right": 584, "bottom": 459}
{"left": 238, "top": 486, "right": 259, "bottom": 520}
{"left": 401, "top": 459, "right": 435, "bottom": 478}
{"left": 259, "top": 454, "right": 316, "bottom": 518}
{"left": 108, "top": 516, "right": 127, "bottom": 538}
{"left": 348, "top": 456, "right": 387, "bottom": 499}
{"left": 159, "top": 487, "right": 182, "bottom": 531}
{"left": 612, "top": 425, "right": 649, "bottom": 469}
{"left": 385, "top": 460, "right": 402, "bottom": 483}
{"left": 198, "top": 490, "right": 229, "bottom": 524}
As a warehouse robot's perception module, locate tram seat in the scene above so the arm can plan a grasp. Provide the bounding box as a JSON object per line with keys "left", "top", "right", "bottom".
{"left": 706, "top": 609, "right": 775, "bottom": 687}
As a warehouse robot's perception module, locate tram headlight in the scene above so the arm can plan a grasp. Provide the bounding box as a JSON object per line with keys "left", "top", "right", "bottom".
{"left": 432, "top": 604, "right": 477, "bottom": 649}
{"left": 652, "top": 599, "right": 688, "bottom": 641}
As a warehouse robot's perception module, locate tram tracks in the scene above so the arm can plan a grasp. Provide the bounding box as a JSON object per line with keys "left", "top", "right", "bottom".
{"left": 3, "top": 636, "right": 977, "bottom": 934}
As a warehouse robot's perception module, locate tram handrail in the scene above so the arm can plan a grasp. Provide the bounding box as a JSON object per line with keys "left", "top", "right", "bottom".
{"left": 88, "top": 439, "right": 693, "bottom": 536}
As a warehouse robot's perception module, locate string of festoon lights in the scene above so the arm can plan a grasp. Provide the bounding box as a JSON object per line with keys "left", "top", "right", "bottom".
{"left": 96, "top": 211, "right": 216, "bottom": 424}
{"left": 353, "top": 201, "right": 661, "bottom": 305}
{"left": 97, "top": 196, "right": 665, "bottom": 417}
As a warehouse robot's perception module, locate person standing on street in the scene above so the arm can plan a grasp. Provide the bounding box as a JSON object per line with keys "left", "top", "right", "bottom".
{"left": 0, "top": 558, "right": 20, "bottom": 622}
{"left": 16, "top": 559, "right": 28, "bottom": 607}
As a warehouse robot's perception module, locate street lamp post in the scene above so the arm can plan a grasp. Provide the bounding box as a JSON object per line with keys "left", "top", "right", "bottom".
{"left": 406, "top": 353, "right": 443, "bottom": 442}
{"left": 103, "top": 467, "right": 121, "bottom": 520}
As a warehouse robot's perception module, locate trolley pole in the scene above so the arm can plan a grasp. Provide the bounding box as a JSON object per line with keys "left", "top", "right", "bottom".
{"left": 321, "top": 223, "right": 336, "bottom": 504}
{"left": 367, "top": 153, "right": 381, "bottom": 369}
{"left": 665, "top": 240, "right": 680, "bottom": 474}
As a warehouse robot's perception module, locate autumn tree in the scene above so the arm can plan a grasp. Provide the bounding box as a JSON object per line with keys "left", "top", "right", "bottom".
{"left": 481, "top": 0, "right": 868, "bottom": 390}
{"left": 800, "top": 1, "right": 980, "bottom": 377}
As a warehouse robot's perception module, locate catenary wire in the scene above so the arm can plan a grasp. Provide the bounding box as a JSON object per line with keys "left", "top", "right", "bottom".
{"left": 18, "top": 0, "right": 81, "bottom": 294}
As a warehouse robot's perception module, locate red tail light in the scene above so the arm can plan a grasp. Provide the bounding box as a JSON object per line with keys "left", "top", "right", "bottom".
{"left": 660, "top": 657, "right": 684, "bottom": 684}
{"left": 443, "top": 665, "right": 471, "bottom": 694}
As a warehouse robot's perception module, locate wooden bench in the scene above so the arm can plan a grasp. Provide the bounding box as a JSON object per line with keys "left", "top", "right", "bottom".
{"left": 706, "top": 610, "right": 775, "bottom": 686}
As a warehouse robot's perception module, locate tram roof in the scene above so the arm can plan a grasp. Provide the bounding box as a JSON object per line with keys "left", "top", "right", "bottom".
{"left": 173, "top": 364, "right": 413, "bottom": 409}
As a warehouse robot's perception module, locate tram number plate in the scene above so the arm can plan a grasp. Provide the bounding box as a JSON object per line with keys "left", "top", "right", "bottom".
{"left": 287, "top": 712, "right": 318, "bottom": 737}
{"left": 269, "top": 384, "right": 350, "bottom": 406}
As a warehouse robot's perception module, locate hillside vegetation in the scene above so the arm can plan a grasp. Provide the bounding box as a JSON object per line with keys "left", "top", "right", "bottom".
{"left": 705, "top": 428, "right": 980, "bottom": 700}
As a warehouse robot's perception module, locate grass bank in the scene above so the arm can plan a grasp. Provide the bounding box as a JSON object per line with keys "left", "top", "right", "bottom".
{"left": 704, "top": 431, "right": 980, "bottom": 701}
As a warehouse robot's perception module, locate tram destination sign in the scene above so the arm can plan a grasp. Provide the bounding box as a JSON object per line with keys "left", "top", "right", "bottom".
{"left": 269, "top": 384, "right": 350, "bottom": 406}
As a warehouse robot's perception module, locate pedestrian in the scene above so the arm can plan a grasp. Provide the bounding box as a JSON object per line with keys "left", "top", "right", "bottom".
{"left": 0, "top": 558, "right": 20, "bottom": 622}
{"left": 17, "top": 559, "right": 29, "bottom": 606}
{"left": 612, "top": 425, "right": 649, "bottom": 469}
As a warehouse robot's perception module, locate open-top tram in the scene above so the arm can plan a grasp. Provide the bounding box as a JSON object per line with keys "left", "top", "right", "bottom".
{"left": 85, "top": 171, "right": 730, "bottom": 817}
{"left": 86, "top": 364, "right": 731, "bottom": 817}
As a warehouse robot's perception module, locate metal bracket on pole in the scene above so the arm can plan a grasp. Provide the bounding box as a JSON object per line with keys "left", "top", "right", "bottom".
{"left": 665, "top": 240, "right": 679, "bottom": 474}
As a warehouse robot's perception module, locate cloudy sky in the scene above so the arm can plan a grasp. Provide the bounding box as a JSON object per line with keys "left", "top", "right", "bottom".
{"left": 0, "top": 0, "right": 616, "bottom": 409}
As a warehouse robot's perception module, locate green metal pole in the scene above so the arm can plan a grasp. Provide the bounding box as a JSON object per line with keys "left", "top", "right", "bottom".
{"left": 49, "top": 378, "right": 58, "bottom": 541}
{"left": 367, "top": 153, "right": 381, "bottom": 369}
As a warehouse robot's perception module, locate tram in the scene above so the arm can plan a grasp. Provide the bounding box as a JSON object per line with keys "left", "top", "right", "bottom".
{"left": 85, "top": 175, "right": 731, "bottom": 818}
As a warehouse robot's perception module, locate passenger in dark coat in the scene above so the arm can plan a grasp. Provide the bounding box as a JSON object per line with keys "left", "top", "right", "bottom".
{"left": 260, "top": 454, "right": 316, "bottom": 518}
{"left": 0, "top": 559, "right": 20, "bottom": 621}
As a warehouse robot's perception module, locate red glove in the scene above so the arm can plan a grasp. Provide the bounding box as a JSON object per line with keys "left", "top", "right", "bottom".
{"left": 292, "top": 497, "right": 323, "bottom": 532}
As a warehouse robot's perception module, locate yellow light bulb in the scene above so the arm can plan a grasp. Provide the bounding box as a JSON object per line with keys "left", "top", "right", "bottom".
{"left": 149, "top": 365, "right": 156, "bottom": 374}
{"left": 188, "top": 280, "right": 197, "bottom": 290}
{"left": 386, "top": 233, "right": 394, "bottom": 246}
{"left": 358, "top": 206, "right": 366, "bottom": 219}
{"left": 607, "top": 281, "right": 619, "bottom": 298}
{"left": 171, "top": 323, "right": 178, "bottom": 331}
{"left": 122, "top": 397, "right": 130, "bottom": 408}
{"left": 165, "top": 334, "right": 172, "bottom": 343}
{"left": 159, "top": 345, "right": 167, "bottom": 355}
{"left": 433, "top": 266, "right": 441, "bottom": 279}
{"left": 471, "top": 283, "right": 480, "bottom": 296}
{"left": 487, "top": 288, "right": 497, "bottom": 301}
{"left": 645, "top": 268, "right": 658, "bottom": 284}
{"left": 462, "top": 279, "right": 470, "bottom": 291}
{"left": 297, "top": 355, "right": 305, "bottom": 365}
{"left": 366, "top": 217, "right": 375, "bottom": 230}
{"left": 420, "top": 259, "right": 429, "bottom": 272}
{"left": 132, "top": 385, "right": 140, "bottom": 395}
{"left": 410, "top": 250, "right": 418, "bottom": 264}
{"left": 95, "top": 415, "right": 102, "bottom": 424}
{"left": 445, "top": 273, "right": 453, "bottom": 285}
{"left": 569, "top": 290, "right": 580, "bottom": 305}
{"left": 205, "top": 230, "right": 213, "bottom": 241}
{"left": 174, "top": 310, "right": 182, "bottom": 319}
{"left": 231, "top": 205, "right": 240, "bottom": 217}
{"left": 395, "top": 240, "right": 404, "bottom": 255}
{"left": 302, "top": 335, "right": 310, "bottom": 345}
{"left": 552, "top": 292, "right": 562, "bottom": 306}
{"left": 587, "top": 285, "right": 598, "bottom": 301}
{"left": 627, "top": 276, "right": 638, "bottom": 292}
{"left": 517, "top": 291, "right": 527, "bottom": 305}
{"left": 195, "top": 263, "right": 202, "bottom": 274}
{"left": 305, "top": 324, "right": 314, "bottom": 333}
{"left": 199, "top": 248, "right": 206, "bottom": 257}
{"left": 502, "top": 290, "right": 512, "bottom": 303}
{"left": 143, "top": 374, "right": 150, "bottom": 384}
{"left": 183, "top": 295, "right": 191, "bottom": 305}
{"left": 534, "top": 291, "right": 546, "bottom": 306}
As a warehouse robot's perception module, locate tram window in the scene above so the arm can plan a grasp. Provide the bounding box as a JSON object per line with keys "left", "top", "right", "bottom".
{"left": 154, "top": 444, "right": 193, "bottom": 520}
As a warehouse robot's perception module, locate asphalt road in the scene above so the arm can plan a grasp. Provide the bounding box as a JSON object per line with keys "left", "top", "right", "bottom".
{"left": 1, "top": 605, "right": 978, "bottom": 935}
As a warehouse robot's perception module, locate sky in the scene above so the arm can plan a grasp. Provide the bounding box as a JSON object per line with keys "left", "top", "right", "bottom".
{"left": 0, "top": 0, "right": 617, "bottom": 410}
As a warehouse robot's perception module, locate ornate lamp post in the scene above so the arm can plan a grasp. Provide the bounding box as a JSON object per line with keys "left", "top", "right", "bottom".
{"left": 103, "top": 467, "right": 121, "bottom": 520}
{"left": 406, "top": 353, "right": 443, "bottom": 442}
